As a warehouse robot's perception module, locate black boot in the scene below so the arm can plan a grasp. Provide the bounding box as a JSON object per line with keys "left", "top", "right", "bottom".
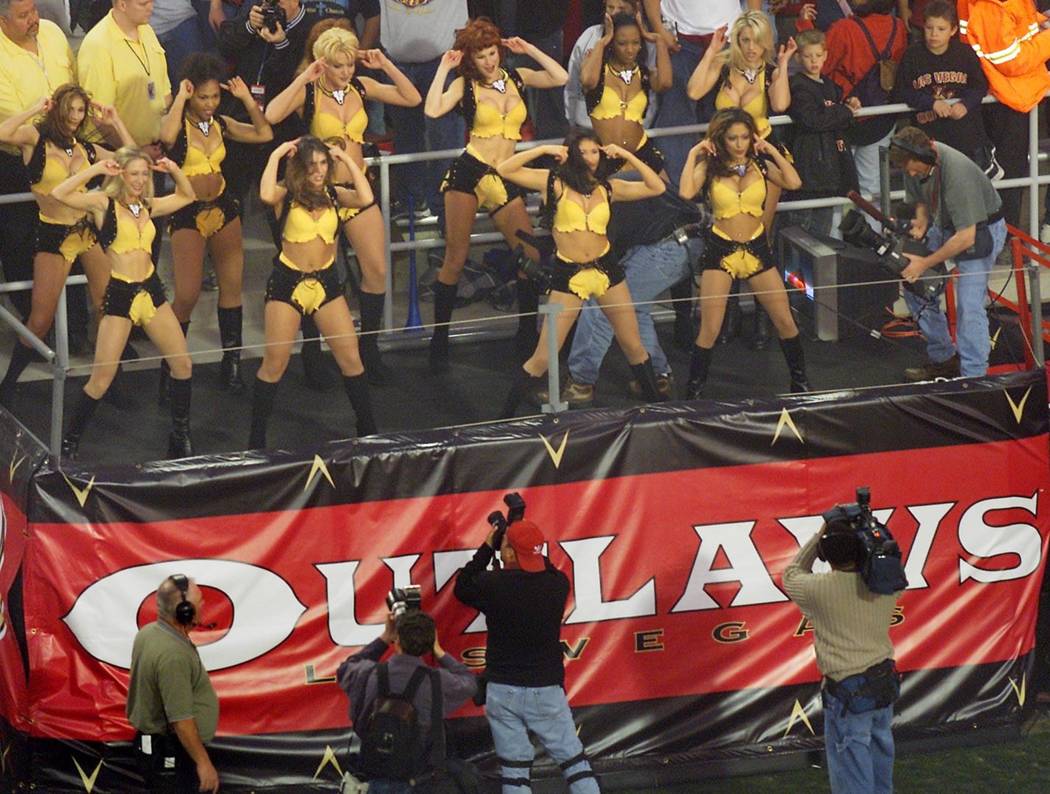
{"left": 343, "top": 374, "right": 377, "bottom": 436}
{"left": 499, "top": 368, "right": 544, "bottom": 419}
{"left": 670, "top": 277, "right": 695, "bottom": 351}
{"left": 0, "top": 342, "right": 35, "bottom": 406}
{"left": 718, "top": 288, "right": 742, "bottom": 345}
{"left": 779, "top": 334, "right": 810, "bottom": 393}
{"left": 301, "top": 315, "right": 336, "bottom": 390}
{"left": 61, "top": 390, "right": 101, "bottom": 459}
{"left": 249, "top": 378, "right": 279, "bottom": 449}
{"left": 167, "top": 377, "right": 194, "bottom": 458}
{"left": 750, "top": 308, "right": 772, "bottom": 351}
{"left": 217, "top": 306, "right": 246, "bottom": 394}
{"left": 429, "top": 280, "right": 457, "bottom": 373}
{"left": 685, "top": 345, "right": 714, "bottom": 399}
{"left": 630, "top": 357, "right": 669, "bottom": 402}
{"left": 514, "top": 277, "right": 540, "bottom": 360}
{"left": 158, "top": 321, "right": 190, "bottom": 406}
{"left": 358, "top": 292, "right": 390, "bottom": 385}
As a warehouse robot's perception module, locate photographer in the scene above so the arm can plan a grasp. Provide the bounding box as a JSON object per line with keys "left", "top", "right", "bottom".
{"left": 782, "top": 510, "right": 904, "bottom": 794}
{"left": 337, "top": 609, "right": 477, "bottom": 790}
{"left": 453, "top": 519, "right": 601, "bottom": 794}
{"left": 891, "top": 125, "right": 1007, "bottom": 381}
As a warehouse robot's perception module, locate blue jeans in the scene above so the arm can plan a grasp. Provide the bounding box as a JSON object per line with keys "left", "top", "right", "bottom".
{"left": 160, "top": 16, "right": 205, "bottom": 84}
{"left": 652, "top": 38, "right": 708, "bottom": 189}
{"left": 486, "top": 683, "right": 599, "bottom": 794}
{"left": 822, "top": 690, "right": 894, "bottom": 794}
{"left": 387, "top": 58, "right": 466, "bottom": 216}
{"left": 903, "top": 219, "right": 1006, "bottom": 377}
{"left": 568, "top": 238, "right": 697, "bottom": 385}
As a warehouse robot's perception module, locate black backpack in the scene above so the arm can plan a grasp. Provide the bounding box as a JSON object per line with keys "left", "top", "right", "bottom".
{"left": 847, "top": 16, "right": 900, "bottom": 146}
{"left": 358, "top": 663, "right": 435, "bottom": 782}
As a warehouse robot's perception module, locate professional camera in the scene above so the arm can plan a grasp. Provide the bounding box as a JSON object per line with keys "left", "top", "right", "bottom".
{"left": 839, "top": 209, "right": 946, "bottom": 302}
{"left": 259, "top": 0, "right": 288, "bottom": 33}
{"left": 487, "top": 492, "right": 526, "bottom": 552}
{"left": 385, "top": 585, "right": 422, "bottom": 617}
{"left": 819, "top": 487, "right": 908, "bottom": 595}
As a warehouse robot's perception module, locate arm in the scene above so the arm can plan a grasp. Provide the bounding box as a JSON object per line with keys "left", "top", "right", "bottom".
{"left": 505, "top": 38, "right": 569, "bottom": 89}
{"left": 782, "top": 528, "right": 821, "bottom": 614}
{"left": 686, "top": 27, "right": 727, "bottom": 101}
{"left": 0, "top": 97, "right": 45, "bottom": 150}
{"left": 565, "top": 35, "right": 593, "bottom": 128}
{"left": 604, "top": 144, "right": 665, "bottom": 200}
{"left": 787, "top": 79, "right": 853, "bottom": 131}
{"left": 649, "top": 31, "right": 673, "bottom": 93}
{"left": 357, "top": 51, "right": 422, "bottom": 108}
{"left": 495, "top": 144, "right": 560, "bottom": 192}
{"left": 220, "top": 78, "right": 274, "bottom": 143}
{"left": 579, "top": 21, "right": 611, "bottom": 91}
{"left": 424, "top": 51, "right": 465, "bottom": 119}
{"left": 93, "top": 103, "right": 136, "bottom": 148}
{"left": 434, "top": 637, "right": 478, "bottom": 714}
{"left": 902, "top": 224, "right": 978, "bottom": 281}
{"left": 260, "top": 140, "right": 296, "bottom": 206}
{"left": 149, "top": 159, "right": 196, "bottom": 217}
{"left": 643, "top": 0, "right": 680, "bottom": 52}
{"left": 52, "top": 160, "right": 113, "bottom": 213}
{"left": 452, "top": 541, "right": 496, "bottom": 611}
{"left": 679, "top": 140, "right": 711, "bottom": 200}
{"left": 265, "top": 59, "right": 324, "bottom": 125}
{"left": 332, "top": 149, "right": 374, "bottom": 208}
{"left": 160, "top": 80, "right": 192, "bottom": 147}
{"left": 359, "top": 13, "right": 380, "bottom": 50}
{"left": 957, "top": 47, "right": 989, "bottom": 113}
{"left": 756, "top": 138, "right": 802, "bottom": 190}
{"left": 894, "top": 49, "right": 936, "bottom": 112}
{"left": 170, "top": 719, "right": 219, "bottom": 793}
{"left": 769, "top": 39, "right": 797, "bottom": 114}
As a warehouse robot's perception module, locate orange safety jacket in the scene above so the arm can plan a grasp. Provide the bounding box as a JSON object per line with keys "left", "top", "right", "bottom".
{"left": 962, "top": 0, "right": 1050, "bottom": 112}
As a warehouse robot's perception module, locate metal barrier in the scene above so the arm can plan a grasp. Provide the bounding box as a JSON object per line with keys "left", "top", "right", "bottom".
{"left": 1, "top": 97, "right": 1047, "bottom": 454}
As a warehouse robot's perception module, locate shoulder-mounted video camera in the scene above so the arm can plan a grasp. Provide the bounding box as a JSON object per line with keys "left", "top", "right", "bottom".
{"left": 819, "top": 487, "right": 908, "bottom": 595}
{"left": 487, "top": 492, "right": 526, "bottom": 552}
{"left": 385, "top": 585, "right": 422, "bottom": 617}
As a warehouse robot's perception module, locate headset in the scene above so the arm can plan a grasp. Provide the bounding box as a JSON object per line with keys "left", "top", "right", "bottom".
{"left": 889, "top": 133, "right": 937, "bottom": 166}
{"left": 170, "top": 574, "right": 196, "bottom": 627}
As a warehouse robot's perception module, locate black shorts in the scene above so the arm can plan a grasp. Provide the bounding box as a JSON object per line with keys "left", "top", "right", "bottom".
{"left": 168, "top": 191, "right": 240, "bottom": 239}
{"left": 549, "top": 248, "right": 626, "bottom": 299}
{"left": 36, "top": 217, "right": 98, "bottom": 263}
{"left": 102, "top": 270, "right": 168, "bottom": 326}
{"left": 265, "top": 257, "right": 344, "bottom": 316}
{"left": 701, "top": 227, "right": 775, "bottom": 280}
{"left": 609, "top": 135, "right": 666, "bottom": 175}
{"left": 440, "top": 148, "right": 526, "bottom": 215}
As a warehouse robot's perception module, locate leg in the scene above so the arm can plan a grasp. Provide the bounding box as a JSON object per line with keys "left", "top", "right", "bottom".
{"left": 430, "top": 190, "right": 479, "bottom": 370}
{"left": 344, "top": 206, "right": 390, "bottom": 381}
{"left": 870, "top": 705, "right": 895, "bottom": 794}
{"left": 143, "top": 305, "right": 196, "bottom": 458}
{"left": 484, "top": 684, "right": 536, "bottom": 794}
{"left": 952, "top": 225, "right": 1004, "bottom": 378}
{"left": 170, "top": 228, "right": 206, "bottom": 323}
{"left": 251, "top": 301, "right": 302, "bottom": 449}
{"left": 209, "top": 220, "right": 247, "bottom": 393}
{"left": 749, "top": 268, "right": 799, "bottom": 340}
{"left": 314, "top": 299, "right": 376, "bottom": 437}
{"left": 80, "top": 245, "right": 111, "bottom": 315}
{"left": 522, "top": 686, "right": 600, "bottom": 794}
{"left": 63, "top": 314, "right": 131, "bottom": 457}
{"left": 695, "top": 269, "right": 734, "bottom": 348}
{"left": 597, "top": 281, "right": 667, "bottom": 402}
{"left": 823, "top": 691, "right": 878, "bottom": 794}
{"left": 491, "top": 197, "right": 543, "bottom": 357}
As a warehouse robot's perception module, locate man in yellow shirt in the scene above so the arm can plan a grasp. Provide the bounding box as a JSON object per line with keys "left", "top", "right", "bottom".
{"left": 0, "top": 0, "right": 74, "bottom": 318}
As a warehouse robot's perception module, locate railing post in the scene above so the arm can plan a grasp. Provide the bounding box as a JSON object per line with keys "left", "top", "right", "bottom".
{"left": 539, "top": 303, "right": 567, "bottom": 414}
{"left": 50, "top": 284, "right": 70, "bottom": 456}
{"left": 879, "top": 144, "right": 892, "bottom": 219}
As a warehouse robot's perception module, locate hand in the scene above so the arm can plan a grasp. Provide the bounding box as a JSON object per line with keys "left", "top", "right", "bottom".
{"left": 710, "top": 26, "right": 727, "bottom": 54}
{"left": 195, "top": 759, "right": 220, "bottom": 793}
{"left": 845, "top": 96, "right": 861, "bottom": 112}
{"left": 900, "top": 253, "right": 929, "bottom": 283}
{"left": 97, "top": 158, "right": 122, "bottom": 177}
{"left": 357, "top": 48, "right": 387, "bottom": 70}
{"left": 932, "top": 99, "right": 952, "bottom": 118}
{"left": 151, "top": 156, "right": 179, "bottom": 174}
{"left": 248, "top": 5, "right": 264, "bottom": 32}
{"left": 601, "top": 143, "right": 629, "bottom": 160}
{"left": 258, "top": 20, "right": 286, "bottom": 44}
{"left": 501, "top": 36, "right": 530, "bottom": 55}
{"left": 909, "top": 216, "right": 928, "bottom": 241}
{"left": 799, "top": 3, "right": 816, "bottom": 23}
{"left": 222, "top": 76, "right": 253, "bottom": 103}
{"left": 208, "top": 0, "right": 224, "bottom": 33}
{"left": 690, "top": 139, "right": 716, "bottom": 159}
{"left": 949, "top": 102, "right": 968, "bottom": 120}
{"left": 327, "top": 143, "right": 350, "bottom": 162}
{"left": 600, "top": 13, "right": 614, "bottom": 45}
{"left": 380, "top": 611, "right": 397, "bottom": 644}
{"left": 440, "top": 50, "right": 463, "bottom": 70}
{"left": 302, "top": 58, "right": 327, "bottom": 84}
{"left": 656, "top": 22, "right": 680, "bottom": 52}
{"left": 753, "top": 136, "right": 774, "bottom": 156}
{"left": 485, "top": 525, "right": 498, "bottom": 548}
{"left": 778, "top": 37, "right": 798, "bottom": 64}
{"left": 33, "top": 95, "right": 53, "bottom": 114}
{"left": 276, "top": 138, "right": 300, "bottom": 158}
{"left": 178, "top": 79, "right": 195, "bottom": 100}
{"left": 636, "top": 11, "right": 659, "bottom": 43}
{"left": 90, "top": 100, "right": 117, "bottom": 126}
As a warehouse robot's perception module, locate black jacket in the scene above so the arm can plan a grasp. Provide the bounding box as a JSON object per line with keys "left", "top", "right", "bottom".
{"left": 786, "top": 73, "right": 859, "bottom": 198}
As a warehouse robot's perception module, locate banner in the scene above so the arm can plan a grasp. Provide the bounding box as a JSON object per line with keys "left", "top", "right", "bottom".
{"left": 3, "top": 371, "right": 1049, "bottom": 790}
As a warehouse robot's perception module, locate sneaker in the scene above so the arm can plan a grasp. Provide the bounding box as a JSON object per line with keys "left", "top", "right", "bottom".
{"left": 903, "top": 353, "right": 960, "bottom": 382}
{"left": 628, "top": 372, "right": 674, "bottom": 399}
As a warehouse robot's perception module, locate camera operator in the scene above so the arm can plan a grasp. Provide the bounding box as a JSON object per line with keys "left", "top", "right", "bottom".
{"left": 337, "top": 609, "right": 477, "bottom": 790}
{"left": 891, "top": 125, "right": 1007, "bottom": 382}
{"left": 453, "top": 519, "right": 601, "bottom": 794}
{"left": 783, "top": 514, "right": 904, "bottom": 794}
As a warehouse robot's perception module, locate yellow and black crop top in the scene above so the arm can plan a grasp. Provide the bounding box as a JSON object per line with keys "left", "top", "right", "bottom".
{"left": 26, "top": 135, "right": 97, "bottom": 194}
{"left": 305, "top": 79, "right": 368, "bottom": 146}
{"left": 709, "top": 167, "right": 766, "bottom": 221}
{"left": 551, "top": 182, "right": 610, "bottom": 236}
{"left": 461, "top": 68, "right": 529, "bottom": 140}
{"left": 181, "top": 118, "right": 226, "bottom": 177}
{"left": 98, "top": 198, "right": 156, "bottom": 254}
{"left": 714, "top": 65, "right": 773, "bottom": 139}
{"left": 282, "top": 201, "right": 339, "bottom": 245}
{"left": 586, "top": 64, "right": 649, "bottom": 123}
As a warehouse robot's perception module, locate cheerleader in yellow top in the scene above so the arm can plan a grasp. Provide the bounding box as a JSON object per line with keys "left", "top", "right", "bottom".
{"left": 579, "top": 11, "right": 671, "bottom": 177}
{"left": 0, "top": 85, "right": 134, "bottom": 405}
{"left": 495, "top": 131, "right": 667, "bottom": 418}
{"left": 51, "top": 148, "right": 197, "bottom": 459}
{"left": 424, "top": 18, "right": 568, "bottom": 371}
{"left": 266, "top": 25, "right": 421, "bottom": 382}
{"left": 158, "top": 53, "right": 272, "bottom": 399}
{"left": 679, "top": 109, "right": 808, "bottom": 401}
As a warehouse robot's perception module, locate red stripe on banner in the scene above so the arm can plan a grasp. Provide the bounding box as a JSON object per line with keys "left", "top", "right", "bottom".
{"left": 0, "top": 493, "right": 29, "bottom": 729}
{"left": 19, "top": 435, "right": 1050, "bottom": 740}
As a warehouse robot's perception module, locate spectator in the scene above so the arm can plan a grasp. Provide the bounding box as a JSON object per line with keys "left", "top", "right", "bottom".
{"left": 150, "top": 0, "right": 204, "bottom": 81}
{"left": 380, "top": 0, "right": 468, "bottom": 219}
{"left": 304, "top": 0, "right": 379, "bottom": 47}
{"left": 0, "top": 0, "right": 75, "bottom": 320}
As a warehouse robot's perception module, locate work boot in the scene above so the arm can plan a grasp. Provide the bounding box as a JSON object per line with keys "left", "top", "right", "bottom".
{"left": 249, "top": 378, "right": 280, "bottom": 449}
{"left": 217, "top": 306, "right": 246, "bottom": 394}
{"left": 903, "top": 353, "right": 960, "bottom": 382}
{"left": 685, "top": 345, "right": 714, "bottom": 399}
{"left": 301, "top": 315, "right": 337, "bottom": 390}
{"left": 429, "top": 280, "right": 457, "bottom": 373}
{"left": 629, "top": 357, "right": 669, "bottom": 402}
{"left": 563, "top": 375, "right": 595, "bottom": 407}
{"left": 779, "top": 334, "right": 810, "bottom": 393}
{"left": 61, "top": 390, "right": 101, "bottom": 460}
{"left": 167, "top": 377, "right": 195, "bottom": 458}
{"left": 343, "top": 373, "right": 377, "bottom": 436}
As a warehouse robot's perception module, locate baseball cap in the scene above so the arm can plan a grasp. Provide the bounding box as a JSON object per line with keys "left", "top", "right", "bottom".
{"left": 506, "top": 520, "right": 546, "bottom": 572}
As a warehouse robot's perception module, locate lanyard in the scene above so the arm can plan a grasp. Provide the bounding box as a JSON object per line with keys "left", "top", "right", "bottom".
{"left": 124, "top": 37, "right": 151, "bottom": 77}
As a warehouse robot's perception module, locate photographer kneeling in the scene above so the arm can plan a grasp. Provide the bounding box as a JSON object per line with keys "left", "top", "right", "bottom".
{"left": 337, "top": 608, "right": 477, "bottom": 792}
{"left": 783, "top": 491, "right": 907, "bottom": 794}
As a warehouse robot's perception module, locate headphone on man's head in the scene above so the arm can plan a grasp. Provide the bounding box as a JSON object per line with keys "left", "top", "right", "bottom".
{"left": 170, "top": 574, "right": 196, "bottom": 626}
{"left": 889, "top": 133, "right": 937, "bottom": 166}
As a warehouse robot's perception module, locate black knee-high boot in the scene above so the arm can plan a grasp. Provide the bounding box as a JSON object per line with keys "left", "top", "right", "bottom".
{"left": 249, "top": 378, "right": 279, "bottom": 449}
{"left": 718, "top": 283, "right": 742, "bottom": 345}
{"left": 630, "top": 357, "right": 669, "bottom": 402}
{"left": 61, "top": 390, "right": 101, "bottom": 459}
{"left": 301, "top": 315, "right": 336, "bottom": 390}
{"left": 0, "top": 342, "right": 35, "bottom": 406}
{"left": 779, "top": 334, "right": 810, "bottom": 393}
{"left": 685, "top": 345, "right": 714, "bottom": 399}
{"left": 670, "top": 276, "right": 695, "bottom": 351}
{"left": 429, "top": 281, "right": 458, "bottom": 372}
{"left": 358, "top": 292, "right": 389, "bottom": 385}
{"left": 343, "top": 374, "right": 377, "bottom": 436}
{"left": 751, "top": 307, "right": 772, "bottom": 351}
{"left": 499, "top": 367, "right": 544, "bottom": 419}
{"left": 514, "top": 277, "right": 540, "bottom": 360}
{"left": 168, "top": 377, "right": 194, "bottom": 458}
{"left": 217, "top": 306, "right": 246, "bottom": 394}
{"left": 158, "top": 321, "right": 190, "bottom": 406}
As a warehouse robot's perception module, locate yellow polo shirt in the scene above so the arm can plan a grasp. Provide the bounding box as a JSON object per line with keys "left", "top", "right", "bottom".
{"left": 77, "top": 11, "right": 171, "bottom": 146}
{"left": 0, "top": 20, "right": 75, "bottom": 153}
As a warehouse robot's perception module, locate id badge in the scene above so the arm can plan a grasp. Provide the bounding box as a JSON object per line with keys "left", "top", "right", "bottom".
{"left": 250, "top": 83, "right": 266, "bottom": 111}
{"left": 147, "top": 81, "right": 156, "bottom": 101}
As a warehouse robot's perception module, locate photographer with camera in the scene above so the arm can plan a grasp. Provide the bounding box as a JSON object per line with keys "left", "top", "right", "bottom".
{"left": 453, "top": 498, "right": 601, "bottom": 794}
{"left": 337, "top": 601, "right": 477, "bottom": 792}
{"left": 783, "top": 489, "right": 906, "bottom": 794}
{"left": 889, "top": 125, "right": 1007, "bottom": 382}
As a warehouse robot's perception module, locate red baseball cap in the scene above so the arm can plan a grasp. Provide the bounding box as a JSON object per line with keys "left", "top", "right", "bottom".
{"left": 506, "top": 520, "right": 546, "bottom": 572}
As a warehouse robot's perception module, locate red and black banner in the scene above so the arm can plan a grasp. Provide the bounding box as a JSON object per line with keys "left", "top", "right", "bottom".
{"left": 1, "top": 370, "right": 1049, "bottom": 791}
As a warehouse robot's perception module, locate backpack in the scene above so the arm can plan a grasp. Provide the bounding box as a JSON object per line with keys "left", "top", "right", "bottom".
{"left": 358, "top": 663, "right": 434, "bottom": 782}
{"left": 853, "top": 17, "right": 899, "bottom": 100}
